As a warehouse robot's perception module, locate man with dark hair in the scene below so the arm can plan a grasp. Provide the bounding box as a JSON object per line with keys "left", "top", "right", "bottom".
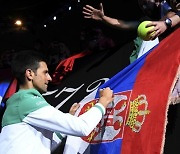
{"left": 0, "top": 50, "right": 114, "bottom": 154}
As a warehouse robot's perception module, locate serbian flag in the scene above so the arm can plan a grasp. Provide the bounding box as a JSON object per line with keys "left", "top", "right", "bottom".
{"left": 63, "top": 28, "right": 180, "bottom": 154}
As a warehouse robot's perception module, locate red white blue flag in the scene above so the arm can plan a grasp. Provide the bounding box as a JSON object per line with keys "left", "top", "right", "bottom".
{"left": 63, "top": 28, "right": 180, "bottom": 154}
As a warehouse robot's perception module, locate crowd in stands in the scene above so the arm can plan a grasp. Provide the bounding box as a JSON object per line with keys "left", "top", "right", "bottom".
{"left": 0, "top": 26, "right": 116, "bottom": 76}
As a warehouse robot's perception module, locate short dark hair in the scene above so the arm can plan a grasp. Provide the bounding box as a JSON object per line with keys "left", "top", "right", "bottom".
{"left": 11, "top": 50, "right": 47, "bottom": 85}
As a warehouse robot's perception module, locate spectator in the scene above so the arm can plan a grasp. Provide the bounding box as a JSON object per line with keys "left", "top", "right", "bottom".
{"left": 47, "top": 41, "right": 71, "bottom": 74}
{"left": 82, "top": 0, "right": 179, "bottom": 62}
{"left": 80, "top": 27, "right": 115, "bottom": 52}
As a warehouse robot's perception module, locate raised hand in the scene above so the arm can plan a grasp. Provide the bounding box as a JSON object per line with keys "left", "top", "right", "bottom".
{"left": 82, "top": 3, "right": 105, "bottom": 21}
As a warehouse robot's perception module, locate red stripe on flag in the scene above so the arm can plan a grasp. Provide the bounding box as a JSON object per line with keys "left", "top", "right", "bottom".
{"left": 121, "top": 28, "right": 180, "bottom": 154}
{"left": 4, "top": 79, "right": 17, "bottom": 100}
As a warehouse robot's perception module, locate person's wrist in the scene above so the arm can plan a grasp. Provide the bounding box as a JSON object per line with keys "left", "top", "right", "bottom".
{"left": 98, "top": 96, "right": 111, "bottom": 108}
{"left": 164, "top": 18, "right": 172, "bottom": 30}
{"left": 101, "top": 14, "right": 106, "bottom": 21}
{"left": 94, "top": 103, "right": 105, "bottom": 115}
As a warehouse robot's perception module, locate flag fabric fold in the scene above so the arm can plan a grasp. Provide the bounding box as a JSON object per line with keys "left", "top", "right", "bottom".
{"left": 52, "top": 50, "right": 92, "bottom": 84}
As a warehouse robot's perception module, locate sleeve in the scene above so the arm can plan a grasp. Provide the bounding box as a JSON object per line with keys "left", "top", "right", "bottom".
{"left": 22, "top": 103, "right": 105, "bottom": 137}
{"left": 18, "top": 90, "right": 50, "bottom": 121}
{"left": 51, "top": 132, "right": 65, "bottom": 151}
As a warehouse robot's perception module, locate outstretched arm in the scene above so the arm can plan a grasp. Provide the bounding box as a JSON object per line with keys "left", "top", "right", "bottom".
{"left": 83, "top": 3, "right": 139, "bottom": 30}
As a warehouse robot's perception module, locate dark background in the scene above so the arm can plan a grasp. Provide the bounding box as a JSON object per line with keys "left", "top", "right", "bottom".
{"left": 0, "top": 0, "right": 142, "bottom": 54}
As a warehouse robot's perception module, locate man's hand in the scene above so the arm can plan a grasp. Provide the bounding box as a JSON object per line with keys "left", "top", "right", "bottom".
{"left": 98, "top": 87, "right": 114, "bottom": 108}
{"left": 83, "top": 3, "right": 104, "bottom": 21}
{"left": 146, "top": 21, "right": 167, "bottom": 40}
{"left": 69, "top": 103, "right": 80, "bottom": 115}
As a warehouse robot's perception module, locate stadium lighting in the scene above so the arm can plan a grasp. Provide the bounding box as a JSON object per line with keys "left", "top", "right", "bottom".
{"left": 15, "top": 20, "right": 22, "bottom": 26}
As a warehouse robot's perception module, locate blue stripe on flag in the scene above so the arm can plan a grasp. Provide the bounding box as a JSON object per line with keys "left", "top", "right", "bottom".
{"left": 95, "top": 46, "right": 157, "bottom": 98}
{"left": 0, "top": 81, "right": 11, "bottom": 107}
{"left": 90, "top": 139, "right": 122, "bottom": 154}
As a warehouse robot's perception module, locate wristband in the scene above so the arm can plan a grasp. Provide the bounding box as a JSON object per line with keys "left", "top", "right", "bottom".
{"left": 94, "top": 103, "right": 105, "bottom": 115}
{"left": 165, "top": 18, "right": 172, "bottom": 29}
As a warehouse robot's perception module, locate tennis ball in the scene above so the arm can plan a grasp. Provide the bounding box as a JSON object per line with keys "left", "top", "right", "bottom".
{"left": 137, "top": 21, "right": 155, "bottom": 41}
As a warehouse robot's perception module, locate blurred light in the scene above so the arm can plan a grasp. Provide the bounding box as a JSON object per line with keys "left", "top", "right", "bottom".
{"left": 69, "top": 6, "right": 71, "bottom": 10}
{"left": 53, "top": 16, "right": 57, "bottom": 20}
{"left": 44, "top": 24, "right": 47, "bottom": 27}
{"left": 15, "top": 20, "right": 22, "bottom": 26}
{"left": 0, "top": 102, "right": 5, "bottom": 108}
{"left": 78, "top": 0, "right": 80, "bottom": 2}
{"left": 0, "top": 96, "right": 2, "bottom": 106}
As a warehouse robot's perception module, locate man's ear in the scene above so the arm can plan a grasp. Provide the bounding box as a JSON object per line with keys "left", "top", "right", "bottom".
{"left": 25, "top": 69, "right": 34, "bottom": 81}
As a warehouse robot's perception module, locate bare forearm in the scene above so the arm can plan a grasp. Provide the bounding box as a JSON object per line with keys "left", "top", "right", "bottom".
{"left": 102, "top": 15, "right": 139, "bottom": 30}
{"left": 171, "top": 14, "right": 180, "bottom": 28}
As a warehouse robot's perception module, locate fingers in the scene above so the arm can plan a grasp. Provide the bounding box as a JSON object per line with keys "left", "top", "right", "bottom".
{"left": 150, "top": 31, "right": 161, "bottom": 40}
{"left": 99, "top": 87, "right": 110, "bottom": 93}
{"left": 99, "top": 87, "right": 113, "bottom": 98}
{"left": 71, "top": 102, "right": 78, "bottom": 107}
{"left": 83, "top": 6, "right": 94, "bottom": 18}
{"left": 149, "top": 32, "right": 157, "bottom": 40}
{"left": 83, "top": 11, "right": 92, "bottom": 19}
{"left": 83, "top": 6, "right": 93, "bottom": 13}
{"left": 146, "top": 22, "right": 155, "bottom": 28}
{"left": 147, "top": 27, "right": 155, "bottom": 33}
{"left": 101, "top": 87, "right": 111, "bottom": 90}
{"left": 72, "top": 103, "right": 80, "bottom": 110}
{"left": 85, "top": 5, "right": 95, "bottom": 10}
{"left": 82, "top": 11, "right": 91, "bottom": 16}
{"left": 69, "top": 103, "right": 80, "bottom": 115}
{"left": 148, "top": 26, "right": 161, "bottom": 40}
{"left": 100, "top": 87, "right": 111, "bottom": 90}
{"left": 100, "top": 3, "right": 103, "bottom": 12}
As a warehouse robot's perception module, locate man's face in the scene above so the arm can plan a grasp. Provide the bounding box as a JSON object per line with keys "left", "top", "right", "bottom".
{"left": 32, "top": 61, "right": 52, "bottom": 93}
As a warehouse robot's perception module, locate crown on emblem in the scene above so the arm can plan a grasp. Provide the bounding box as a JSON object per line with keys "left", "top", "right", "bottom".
{"left": 126, "top": 94, "right": 150, "bottom": 132}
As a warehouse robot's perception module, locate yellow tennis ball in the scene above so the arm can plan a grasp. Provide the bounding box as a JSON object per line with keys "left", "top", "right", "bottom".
{"left": 137, "top": 21, "right": 155, "bottom": 41}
